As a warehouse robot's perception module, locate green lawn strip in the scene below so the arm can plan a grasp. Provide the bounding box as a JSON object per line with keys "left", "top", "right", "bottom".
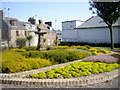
{"left": 30, "top": 62, "right": 120, "bottom": 79}
{"left": 91, "top": 47, "right": 120, "bottom": 51}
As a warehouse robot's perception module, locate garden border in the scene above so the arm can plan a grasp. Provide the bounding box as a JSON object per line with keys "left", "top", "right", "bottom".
{"left": 0, "top": 51, "right": 120, "bottom": 88}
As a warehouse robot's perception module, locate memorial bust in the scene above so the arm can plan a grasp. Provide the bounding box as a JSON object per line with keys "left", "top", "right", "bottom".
{"left": 37, "top": 19, "right": 46, "bottom": 32}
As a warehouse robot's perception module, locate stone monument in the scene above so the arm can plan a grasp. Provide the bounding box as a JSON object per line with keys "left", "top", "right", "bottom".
{"left": 35, "top": 19, "right": 47, "bottom": 50}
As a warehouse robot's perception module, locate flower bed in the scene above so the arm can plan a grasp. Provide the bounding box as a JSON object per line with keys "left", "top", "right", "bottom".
{"left": 83, "top": 54, "right": 119, "bottom": 64}
{"left": 29, "top": 62, "right": 120, "bottom": 79}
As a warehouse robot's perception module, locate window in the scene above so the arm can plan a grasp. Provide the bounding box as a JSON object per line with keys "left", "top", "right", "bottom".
{"left": 10, "top": 20, "right": 18, "bottom": 26}
{"left": 16, "top": 31, "right": 19, "bottom": 36}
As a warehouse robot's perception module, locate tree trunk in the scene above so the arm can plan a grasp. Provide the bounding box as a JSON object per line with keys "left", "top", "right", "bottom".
{"left": 108, "top": 25, "right": 114, "bottom": 49}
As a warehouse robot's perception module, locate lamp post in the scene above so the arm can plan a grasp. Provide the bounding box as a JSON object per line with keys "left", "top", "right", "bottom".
{"left": 7, "top": 8, "right": 10, "bottom": 49}
{"left": 55, "top": 20, "right": 57, "bottom": 30}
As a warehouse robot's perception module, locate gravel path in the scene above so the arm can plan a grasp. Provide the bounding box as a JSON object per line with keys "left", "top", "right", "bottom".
{"left": 1, "top": 76, "right": 119, "bottom": 88}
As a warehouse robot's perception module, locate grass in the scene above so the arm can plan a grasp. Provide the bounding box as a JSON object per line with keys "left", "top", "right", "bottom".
{"left": 91, "top": 47, "right": 120, "bottom": 51}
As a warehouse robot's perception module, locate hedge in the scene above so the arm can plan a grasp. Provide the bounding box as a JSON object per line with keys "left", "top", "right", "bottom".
{"left": 22, "top": 49, "right": 89, "bottom": 64}
{"left": 1, "top": 51, "right": 52, "bottom": 73}
{"left": 59, "top": 42, "right": 120, "bottom": 47}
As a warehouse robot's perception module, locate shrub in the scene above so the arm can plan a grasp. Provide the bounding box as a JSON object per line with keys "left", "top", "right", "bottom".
{"left": 38, "top": 72, "right": 46, "bottom": 79}
{"left": 30, "top": 62, "right": 120, "bottom": 79}
{"left": 89, "top": 49, "right": 110, "bottom": 55}
{"left": 16, "top": 38, "right": 26, "bottom": 49}
{"left": 70, "top": 45, "right": 88, "bottom": 50}
{"left": 91, "top": 69, "right": 99, "bottom": 74}
{"left": 46, "top": 46, "right": 53, "bottom": 50}
{"left": 84, "top": 45, "right": 91, "bottom": 49}
{"left": 53, "top": 46, "right": 69, "bottom": 49}
{"left": 47, "top": 74, "right": 54, "bottom": 79}
{"left": 30, "top": 73, "right": 39, "bottom": 78}
{"left": 23, "top": 46, "right": 37, "bottom": 51}
{"left": 73, "top": 49, "right": 93, "bottom": 56}
{"left": 59, "top": 42, "right": 120, "bottom": 47}
{"left": 22, "top": 49, "right": 89, "bottom": 64}
{"left": 2, "top": 51, "right": 52, "bottom": 73}
{"left": 10, "top": 48, "right": 26, "bottom": 52}
{"left": 54, "top": 73, "right": 61, "bottom": 78}
{"left": 63, "top": 73, "right": 72, "bottom": 78}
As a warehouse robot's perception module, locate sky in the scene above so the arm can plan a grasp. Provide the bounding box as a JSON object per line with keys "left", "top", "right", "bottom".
{"left": 1, "top": 1, "right": 93, "bottom": 30}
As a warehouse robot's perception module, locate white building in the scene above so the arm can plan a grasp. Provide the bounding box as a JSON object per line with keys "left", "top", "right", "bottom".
{"left": 62, "top": 16, "right": 120, "bottom": 44}
{"left": 62, "top": 20, "right": 84, "bottom": 42}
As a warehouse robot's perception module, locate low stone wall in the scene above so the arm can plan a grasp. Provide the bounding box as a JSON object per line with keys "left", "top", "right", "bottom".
{"left": 1, "top": 69, "right": 119, "bottom": 88}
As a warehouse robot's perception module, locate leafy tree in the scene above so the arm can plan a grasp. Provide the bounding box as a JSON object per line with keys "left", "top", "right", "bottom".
{"left": 54, "top": 40, "right": 60, "bottom": 46}
{"left": 16, "top": 38, "right": 26, "bottom": 48}
{"left": 26, "top": 35, "right": 33, "bottom": 46}
{"left": 89, "top": 1, "right": 120, "bottom": 49}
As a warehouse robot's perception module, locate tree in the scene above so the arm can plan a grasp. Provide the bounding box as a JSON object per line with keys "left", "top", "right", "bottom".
{"left": 89, "top": 1, "right": 120, "bottom": 49}
{"left": 26, "top": 35, "right": 33, "bottom": 46}
{"left": 54, "top": 40, "right": 60, "bottom": 46}
{"left": 16, "top": 38, "right": 26, "bottom": 48}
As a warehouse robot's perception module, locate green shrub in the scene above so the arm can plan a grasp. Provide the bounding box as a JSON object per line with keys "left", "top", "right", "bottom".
{"left": 63, "top": 73, "right": 72, "bottom": 78}
{"left": 70, "top": 71, "right": 80, "bottom": 77}
{"left": 38, "top": 72, "right": 46, "bottom": 79}
{"left": 53, "top": 46, "right": 69, "bottom": 49}
{"left": 54, "top": 73, "right": 61, "bottom": 78}
{"left": 47, "top": 74, "right": 54, "bottom": 79}
{"left": 2, "top": 51, "right": 52, "bottom": 73}
{"left": 46, "top": 46, "right": 53, "bottom": 50}
{"left": 23, "top": 46, "right": 37, "bottom": 51}
{"left": 22, "top": 49, "right": 89, "bottom": 64}
{"left": 30, "top": 73, "right": 39, "bottom": 78}
{"left": 80, "top": 72, "right": 88, "bottom": 76}
{"left": 91, "top": 69, "right": 99, "bottom": 74}
{"left": 97, "top": 69, "right": 104, "bottom": 73}
{"left": 86, "top": 71, "right": 92, "bottom": 75}
{"left": 29, "top": 62, "right": 120, "bottom": 79}
{"left": 70, "top": 46, "right": 88, "bottom": 50}
{"left": 10, "top": 48, "right": 26, "bottom": 52}
{"left": 84, "top": 45, "right": 91, "bottom": 49}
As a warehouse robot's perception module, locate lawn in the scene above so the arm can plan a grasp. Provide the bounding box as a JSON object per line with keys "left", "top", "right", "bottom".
{"left": 91, "top": 47, "right": 120, "bottom": 51}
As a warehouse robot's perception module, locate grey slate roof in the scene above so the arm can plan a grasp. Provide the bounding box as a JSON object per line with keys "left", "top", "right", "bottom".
{"left": 4, "top": 17, "right": 26, "bottom": 30}
{"left": 4, "top": 17, "right": 56, "bottom": 33}
{"left": 77, "top": 16, "right": 120, "bottom": 29}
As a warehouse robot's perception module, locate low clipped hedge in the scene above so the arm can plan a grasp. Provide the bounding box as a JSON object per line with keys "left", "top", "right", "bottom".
{"left": 23, "top": 46, "right": 37, "bottom": 51}
{"left": 30, "top": 62, "right": 120, "bottom": 79}
{"left": 88, "top": 49, "right": 110, "bottom": 55}
{"left": 22, "top": 49, "right": 89, "bottom": 64}
{"left": 1, "top": 51, "right": 52, "bottom": 73}
{"left": 10, "top": 48, "right": 26, "bottom": 52}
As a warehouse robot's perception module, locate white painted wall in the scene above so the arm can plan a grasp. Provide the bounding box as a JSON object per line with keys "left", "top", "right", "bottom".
{"left": 77, "top": 27, "right": 120, "bottom": 44}
{"left": 62, "top": 29, "right": 78, "bottom": 42}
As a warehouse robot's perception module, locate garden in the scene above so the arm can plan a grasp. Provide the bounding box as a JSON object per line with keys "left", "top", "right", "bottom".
{"left": 1, "top": 45, "right": 120, "bottom": 77}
